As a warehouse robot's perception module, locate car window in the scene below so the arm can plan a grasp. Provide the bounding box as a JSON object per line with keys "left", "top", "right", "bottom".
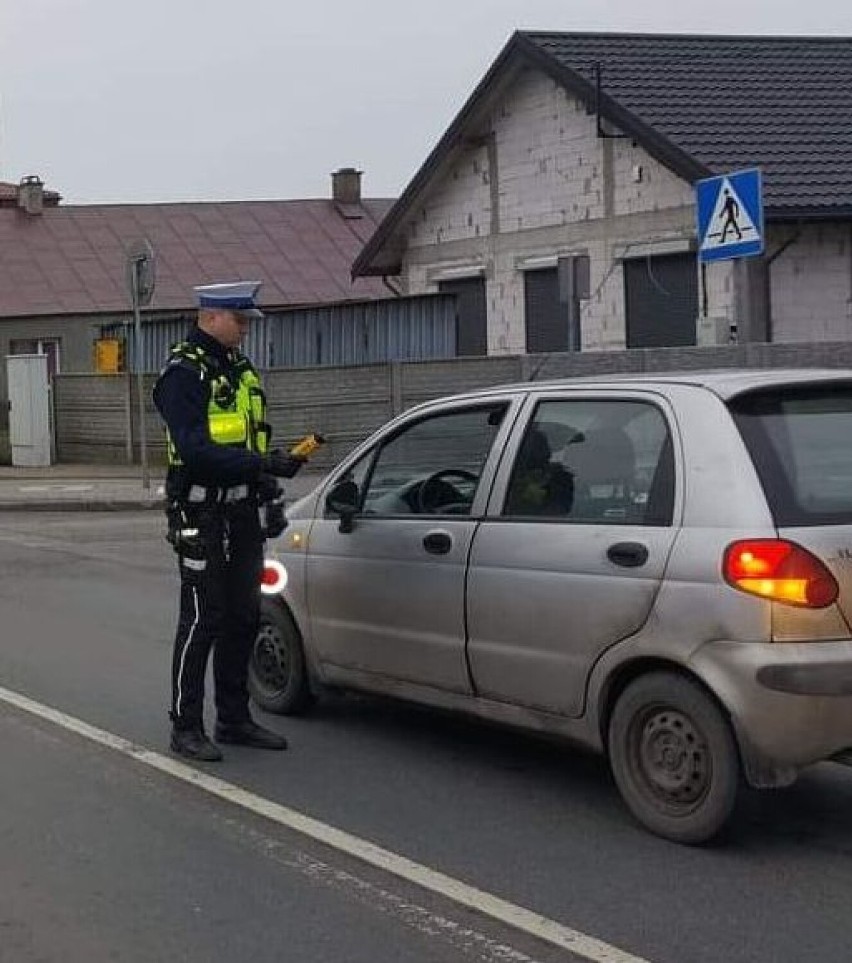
{"left": 360, "top": 404, "right": 508, "bottom": 516}
{"left": 503, "top": 399, "right": 674, "bottom": 525}
{"left": 731, "top": 383, "right": 852, "bottom": 526}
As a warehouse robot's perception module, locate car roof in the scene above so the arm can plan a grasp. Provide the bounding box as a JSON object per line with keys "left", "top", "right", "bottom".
{"left": 439, "top": 368, "right": 852, "bottom": 404}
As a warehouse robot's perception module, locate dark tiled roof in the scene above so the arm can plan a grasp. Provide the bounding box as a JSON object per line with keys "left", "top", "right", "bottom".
{"left": 521, "top": 32, "right": 852, "bottom": 216}
{"left": 0, "top": 198, "right": 394, "bottom": 318}
{"left": 354, "top": 31, "right": 852, "bottom": 277}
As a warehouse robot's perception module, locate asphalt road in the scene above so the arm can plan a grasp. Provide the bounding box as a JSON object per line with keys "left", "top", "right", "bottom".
{"left": 1, "top": 511, "right": 852, "bottom": 963}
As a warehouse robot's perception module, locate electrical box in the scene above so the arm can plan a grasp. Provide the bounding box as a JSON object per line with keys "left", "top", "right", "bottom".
{"left": 94, "top": 338, "right": 125, "bottom": 373}
{"left": 696, "top": 316, "right": 737, "bottom": 346}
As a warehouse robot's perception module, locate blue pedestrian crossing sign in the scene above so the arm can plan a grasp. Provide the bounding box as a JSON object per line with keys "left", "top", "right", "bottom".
{"left": 696, "top": 168, "right": 764, "bottom": 263}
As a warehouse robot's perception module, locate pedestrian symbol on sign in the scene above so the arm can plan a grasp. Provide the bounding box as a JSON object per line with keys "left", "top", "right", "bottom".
{"left": 696, "top": 168, "right": 764, "bottom": 263}
{"left": 720, "top": 190, "right": 742, "bottom": 242}
{"left": 703, "top": 178, "right": 758, "bottom": 249}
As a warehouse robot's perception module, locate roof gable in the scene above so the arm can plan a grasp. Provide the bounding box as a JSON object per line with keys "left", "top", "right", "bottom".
{"left": 354, "top": 30, "right": 852, "bottom": 277}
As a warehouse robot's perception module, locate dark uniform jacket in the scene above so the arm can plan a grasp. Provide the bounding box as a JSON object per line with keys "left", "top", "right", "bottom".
{"left": 153, "top": 327, "right": 264, "bottom": 492}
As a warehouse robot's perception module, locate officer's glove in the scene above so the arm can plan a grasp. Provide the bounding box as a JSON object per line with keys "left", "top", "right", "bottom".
{"left": 256, "top": 471, "right": 282, "bottom": 504}
{"left": 261, "top": 499, "right": 288, "bottom": 540}
{"left": 262, "top": 449, "right": 307, "bottom": 479}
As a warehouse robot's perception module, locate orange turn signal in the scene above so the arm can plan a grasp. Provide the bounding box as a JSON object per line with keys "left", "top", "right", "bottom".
{"left": 723, "top": 539, "right": 838, "bottom": 609}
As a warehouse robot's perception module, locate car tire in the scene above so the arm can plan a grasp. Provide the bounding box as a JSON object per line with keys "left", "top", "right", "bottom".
{"left": 249, "top": 598, "right": 315, "bottom": 716}
{"left": 608, "top": 672, "right": 740, "bottom": 845}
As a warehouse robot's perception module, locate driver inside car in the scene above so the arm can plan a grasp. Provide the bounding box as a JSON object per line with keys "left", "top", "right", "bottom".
{"left": 504, "top": 427, "right": 575, "bottom": 517}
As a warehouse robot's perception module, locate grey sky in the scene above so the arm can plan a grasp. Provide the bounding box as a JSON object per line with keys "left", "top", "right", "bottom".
{"left": 1, "top": 0, "right": 849, "bottom": 205}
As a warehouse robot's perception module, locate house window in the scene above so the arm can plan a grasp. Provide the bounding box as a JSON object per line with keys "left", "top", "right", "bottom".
{"left": 438, "top": 277, "right": 487, "bottom": 357}
{"left": 9, "top": 338, "right": 61, "bottom": 379}
{"left": 624, "top": 254, "right": 697, "bottom": 348}
{"left": 523, "top": 267, "right": 569, "bottom": 353}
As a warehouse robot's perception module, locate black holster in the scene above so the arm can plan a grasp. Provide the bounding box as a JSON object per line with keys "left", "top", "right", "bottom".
{"left": 165, "top": 501, "right": 207, "bottom": 560}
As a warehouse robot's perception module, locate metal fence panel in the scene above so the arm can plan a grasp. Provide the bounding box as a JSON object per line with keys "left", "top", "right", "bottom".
{"left": 267, "top": 295, "right": 455, "bottom": 368}
{"left": 102, "top": 295, "right": 455, "bottom": 373}
{"left": 101, "top": 316, "right": 272, "bottom": 372}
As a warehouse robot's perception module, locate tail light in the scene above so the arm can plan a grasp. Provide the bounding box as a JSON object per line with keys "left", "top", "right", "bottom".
{"left": 260, "top": 559, "right": 288, "bottom": 595}
{"left": 723, "top": 539, "right": 838, "bottom": 609}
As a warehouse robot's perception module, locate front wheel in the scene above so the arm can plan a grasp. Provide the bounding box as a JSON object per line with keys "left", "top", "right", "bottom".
{"left": 249, "top": 599, "right": 315, "bottom": 715}
{"left": 608, "top": 672, "right": 740, "bottom": 845}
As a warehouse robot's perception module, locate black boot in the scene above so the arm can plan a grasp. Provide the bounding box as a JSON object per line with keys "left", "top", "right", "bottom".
{"left": 214, "top": 719, "right": 288, "bottom": 751}
{"left": 170, "top": 727, "right": 224, "bottom": 762}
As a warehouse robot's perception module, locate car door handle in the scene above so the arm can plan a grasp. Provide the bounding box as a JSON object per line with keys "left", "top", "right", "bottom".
{"left": 423, "top": 530, "right": 453, "bottom": 555}
{"left": 607, "top": 541, "right": 649, "bottom": 568}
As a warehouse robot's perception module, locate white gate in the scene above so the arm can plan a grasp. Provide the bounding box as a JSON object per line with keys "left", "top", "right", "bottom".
{"left": 7, "top": 354, "right": 51, "bottom": 467}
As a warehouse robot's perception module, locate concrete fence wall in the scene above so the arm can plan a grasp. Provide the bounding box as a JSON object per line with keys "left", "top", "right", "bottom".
{"left": 52, "top": 341, "right": 852, "bottom": 467}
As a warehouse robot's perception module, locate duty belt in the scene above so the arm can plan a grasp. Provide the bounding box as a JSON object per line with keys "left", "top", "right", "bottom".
{"left": 186, "top": 484, "right": 251, "bottom": 505}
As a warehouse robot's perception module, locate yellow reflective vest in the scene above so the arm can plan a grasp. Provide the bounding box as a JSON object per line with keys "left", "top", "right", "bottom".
{"left": 163, "top": 341, "right": 270, "bottom": 467}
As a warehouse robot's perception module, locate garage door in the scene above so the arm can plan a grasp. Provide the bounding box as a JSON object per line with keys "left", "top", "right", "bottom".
{"left": 624, "top": 253, "right": 697, "bottom": 348}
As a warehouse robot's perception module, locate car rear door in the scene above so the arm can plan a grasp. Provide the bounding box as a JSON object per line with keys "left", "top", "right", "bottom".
{"left": 465, "top": 391, "right": 681, "bottom": 717}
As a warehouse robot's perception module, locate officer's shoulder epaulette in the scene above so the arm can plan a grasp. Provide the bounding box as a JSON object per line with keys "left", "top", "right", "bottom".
{"left": 165, "top": 341, "right": 218, "bottom": 381}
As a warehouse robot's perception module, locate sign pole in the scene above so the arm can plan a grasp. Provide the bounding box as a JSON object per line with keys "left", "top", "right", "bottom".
{"left": 695, "top": 167, "right": 766, "bottom": 344}
{"left": 130, "top": 264, "right": 150, "bottom": 490}
{"left": 124, "top": 238, "right": 156, "bottom": 490}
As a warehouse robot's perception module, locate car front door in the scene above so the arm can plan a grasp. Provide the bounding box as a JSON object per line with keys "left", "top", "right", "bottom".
{"left": 466, "top": 392, "right": 680, "bottom": 717}
{"left": 306, "top": 397, "right": 519, "bottom": 692}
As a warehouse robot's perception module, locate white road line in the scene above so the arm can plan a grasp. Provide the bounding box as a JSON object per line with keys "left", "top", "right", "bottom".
{"left": 271, "top": 849, "right": 543, "bottom": 963}
{"left": 0, "top": 684, "right": 651, "bottom": 963}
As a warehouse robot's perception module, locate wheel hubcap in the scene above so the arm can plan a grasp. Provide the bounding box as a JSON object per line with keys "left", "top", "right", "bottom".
{"left": 636, "top": 708, "right": 709, "bottom": 807}
{"left": 254, "top": 623, "right": 291, "bottom": 693}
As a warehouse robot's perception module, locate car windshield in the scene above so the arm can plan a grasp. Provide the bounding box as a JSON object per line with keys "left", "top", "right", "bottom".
{"left": 730, "top": 382, "right": 852, "bottom": 526}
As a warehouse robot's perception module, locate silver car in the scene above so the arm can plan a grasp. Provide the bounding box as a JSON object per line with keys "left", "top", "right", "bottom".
{"left": 251, "top": 370, "right": 852, "bottom": 844}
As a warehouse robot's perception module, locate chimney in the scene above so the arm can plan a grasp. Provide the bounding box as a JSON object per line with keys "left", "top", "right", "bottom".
{"left": 331, "top": 167, "right": 362, "bottom": 206}
{"left": 18, "top": 175, "right": 45, "bottom": 215}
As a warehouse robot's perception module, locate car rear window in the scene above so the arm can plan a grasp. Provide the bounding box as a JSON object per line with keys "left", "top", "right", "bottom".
{"left": 730, "top": 383, "right": 852, "bottom": 526}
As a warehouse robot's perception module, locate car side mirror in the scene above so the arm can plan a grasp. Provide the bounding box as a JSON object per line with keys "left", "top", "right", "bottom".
{"left": 326, "top": 479, "right": 360, "bottom": 533}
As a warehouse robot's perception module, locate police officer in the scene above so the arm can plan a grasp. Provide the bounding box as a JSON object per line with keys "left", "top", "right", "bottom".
{"left": 153, "top": 281, "right": 303, "bottom": 761}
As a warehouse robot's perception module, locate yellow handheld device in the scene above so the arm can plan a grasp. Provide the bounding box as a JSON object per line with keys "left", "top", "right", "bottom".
{"left": 290, "top": 433, "right": 326, "bottom": 458}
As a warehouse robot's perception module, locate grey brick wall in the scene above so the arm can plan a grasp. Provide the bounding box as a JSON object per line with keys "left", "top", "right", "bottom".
{"left": 770, "top": 223, "right": 852, "bottom": 342}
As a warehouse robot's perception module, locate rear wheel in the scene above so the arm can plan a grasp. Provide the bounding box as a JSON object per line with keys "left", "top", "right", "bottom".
{"left": 249, "top": 599, "right": 315, "bottom": 715}
{"left": 608, "top": 672, "right": 740, "bottom": 844}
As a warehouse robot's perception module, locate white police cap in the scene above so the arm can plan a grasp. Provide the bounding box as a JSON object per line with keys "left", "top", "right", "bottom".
{"left": 194, "top": 281, "right": 263, "bottom": 317}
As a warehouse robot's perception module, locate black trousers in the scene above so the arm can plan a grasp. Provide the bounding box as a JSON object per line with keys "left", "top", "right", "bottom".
{"left": 170, "top": 501, "right": 264, "bottom": 731}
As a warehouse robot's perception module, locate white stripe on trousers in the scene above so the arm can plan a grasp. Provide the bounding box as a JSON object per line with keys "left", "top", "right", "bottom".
{"left": 175, "top": 585, "right": 200, "bottom": 719}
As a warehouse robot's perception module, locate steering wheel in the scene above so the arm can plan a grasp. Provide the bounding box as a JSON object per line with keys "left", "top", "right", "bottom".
{"left": 416, "top": 469, "right": 479, "bottom": 514}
